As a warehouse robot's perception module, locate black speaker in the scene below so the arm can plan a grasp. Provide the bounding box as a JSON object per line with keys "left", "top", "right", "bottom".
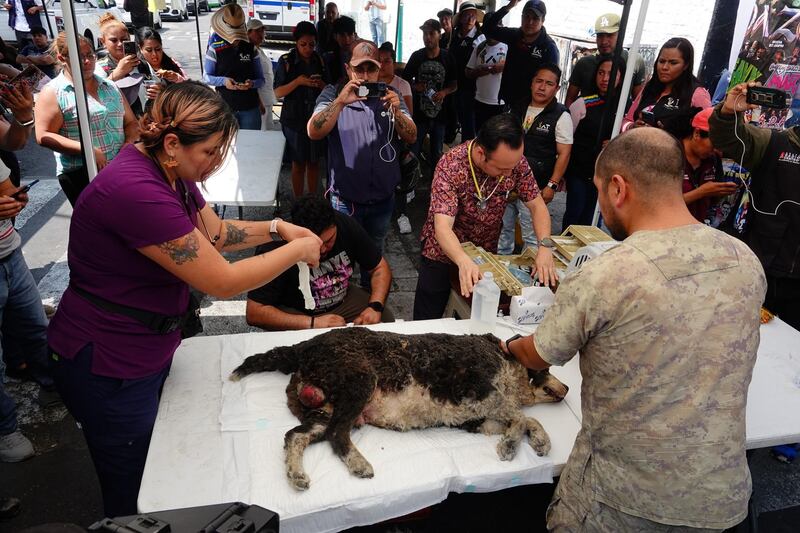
{"left": 89, "top": 502, "right": 279, "bottom": 533}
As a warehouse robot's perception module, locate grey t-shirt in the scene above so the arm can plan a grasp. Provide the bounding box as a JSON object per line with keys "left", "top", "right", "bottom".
{"left": 569, "top": 50, "right": 646, "bottom": 96}
{"left": 0, "top": 160, "right": 21, "bottom": 259}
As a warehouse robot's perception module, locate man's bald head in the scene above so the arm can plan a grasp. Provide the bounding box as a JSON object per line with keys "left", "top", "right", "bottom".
{"left": 595, "top": 128, "right": 684, "bottom": 202}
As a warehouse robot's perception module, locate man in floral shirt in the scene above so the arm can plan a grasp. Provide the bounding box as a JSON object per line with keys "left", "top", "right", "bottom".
{"left": 413, "top": 113, "right": 557, "bottom": 320}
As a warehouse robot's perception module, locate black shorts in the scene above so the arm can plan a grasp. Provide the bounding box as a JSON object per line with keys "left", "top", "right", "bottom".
{"left": 282, "top": 124, "right": 324, "bottom": 163}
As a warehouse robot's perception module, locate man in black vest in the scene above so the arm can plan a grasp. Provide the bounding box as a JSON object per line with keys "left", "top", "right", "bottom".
{"left": 709, "top": 81, "right": 800, "bottom": 330}
{"left": 500, "top": 63, "right": 571, "bottom": 254}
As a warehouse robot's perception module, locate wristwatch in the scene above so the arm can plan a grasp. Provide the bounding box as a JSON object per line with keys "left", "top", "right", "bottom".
{"left": 506, "top": 334, "right": 524, "bottom": 355}
{"left": 546, "top": 181, "right": 559, "bottom": 191}
{"left": 538, "top": 237, "right": 555, "bottom": 249}
{"left": 367, "top": 301, "right": 384, "bottom": 313}
{"left": 269, "top": 218, "right": 283, "bottom": 241}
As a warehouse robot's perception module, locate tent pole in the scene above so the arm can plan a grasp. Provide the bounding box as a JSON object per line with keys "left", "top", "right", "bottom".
{"left": 61, "top": 0, "right": 98, "bottom": 180}
{"left": 591, "top": 0, "right": 650, "bottom": 227}
{"left": 195, "top": 0, "right": 204, "bottom": 77}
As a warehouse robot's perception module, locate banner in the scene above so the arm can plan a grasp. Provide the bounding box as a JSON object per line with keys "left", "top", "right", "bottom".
{"left": 729, "top": 0, "right": 800, "bottom": 129}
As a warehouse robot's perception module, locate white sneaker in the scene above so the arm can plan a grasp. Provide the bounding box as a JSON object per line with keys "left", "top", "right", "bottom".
{"left": 397, "top": 215, "right": 412, "bottom": 234}
{"left": 0, "top": 431, "right": 34, "bottom": 462}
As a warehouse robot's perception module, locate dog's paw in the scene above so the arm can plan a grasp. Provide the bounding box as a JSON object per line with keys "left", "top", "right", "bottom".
{"left": 346, "top": 454, "right": 375, "bottom": 478}
{"left": 496, "top": 437, "right": 519, "bottom": 461}
{"left": 288, "top": 470, "right": 311, "bottom": 491}
{"left": 528, "top": 432, "right": 551, "bottom": 456}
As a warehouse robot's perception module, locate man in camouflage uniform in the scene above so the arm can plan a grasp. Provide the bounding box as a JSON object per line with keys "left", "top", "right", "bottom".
{"left": 504, "top": 128, "right": 766, "bottom": 531}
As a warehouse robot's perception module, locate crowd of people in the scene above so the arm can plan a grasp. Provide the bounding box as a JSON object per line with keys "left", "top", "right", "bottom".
{"left": 0, "top": 1, "right": 798, "bottom": 531}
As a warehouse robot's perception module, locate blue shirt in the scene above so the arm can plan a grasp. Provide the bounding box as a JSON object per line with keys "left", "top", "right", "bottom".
{"left": 313, "top": 84, "right": 410, "bottom": 204}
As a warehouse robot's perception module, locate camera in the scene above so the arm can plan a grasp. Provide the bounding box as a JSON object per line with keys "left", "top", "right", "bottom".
{"left": 357, "top": 82, "right": 387, "bottom": 98}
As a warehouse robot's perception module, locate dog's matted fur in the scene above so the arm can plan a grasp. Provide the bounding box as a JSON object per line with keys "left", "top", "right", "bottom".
{"left": 230, "top": 328, "right": 568, "bottom": 490}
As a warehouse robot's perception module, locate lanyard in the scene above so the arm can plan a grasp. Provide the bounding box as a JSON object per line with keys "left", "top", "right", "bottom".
{"left": 468, "top": 140, "right": 505, "bottom": 210}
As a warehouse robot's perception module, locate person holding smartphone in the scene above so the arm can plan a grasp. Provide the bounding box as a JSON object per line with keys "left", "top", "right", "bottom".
{"left": 47, "top": 82, "right": 322, "bottom": 518}
{"left": 622, "top": 37, "right": 711, "bottom": 132}
{"left": 274, "top": 21, "right": 326, "bottom": 197}
{"left": 35, "top": 33, "right": 138, "bottom": 206}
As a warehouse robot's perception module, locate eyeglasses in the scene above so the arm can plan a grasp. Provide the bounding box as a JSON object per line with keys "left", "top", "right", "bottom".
{"left": 352, "top": 63, "right": 379, "bottom": 74}
{"left": 70, "top": 52, "right": 96, "bottom": 63}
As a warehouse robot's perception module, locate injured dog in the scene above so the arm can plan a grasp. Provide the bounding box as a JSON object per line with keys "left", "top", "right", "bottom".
{"left": 229, "top": 328, "right": 568, "bottom": 491}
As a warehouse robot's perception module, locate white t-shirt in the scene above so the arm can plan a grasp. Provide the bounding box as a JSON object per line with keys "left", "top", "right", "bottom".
{"left": 14, "top": 0, "right": 31, "bottom": 33}
{"left": 467, "top": 40, "right": 507, "bottom": 106}
{"left": 522, "top": 105, "right": 574, "bottom": 145}
{"left": 389, "top": 74, "right": 411, "bottom": 99}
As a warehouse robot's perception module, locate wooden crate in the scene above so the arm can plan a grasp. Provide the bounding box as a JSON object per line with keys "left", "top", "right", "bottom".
{"left": 462, "top": 242, "right": 525, "bottom": 296}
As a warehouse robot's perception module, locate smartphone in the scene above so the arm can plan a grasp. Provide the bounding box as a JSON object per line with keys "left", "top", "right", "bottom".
{"left": 123, "top": 41, "right": 137, "bottom": 56}
{"left": 11, "top": 179, "right": 39, "bottom": 199}
{"left": 640, "top": 109, "right": 656, "bottom": 125}
{"left": 310, "top": 74, "right": 322, "bottom": 80}
{"left": 358, "top": 82, "right": 387, "bottom": 98}
{"left": 746, "top": 86, "right": 789, "bottom": 109}
{"left": 5, "top": 65, "right": 46, "bottom": 94}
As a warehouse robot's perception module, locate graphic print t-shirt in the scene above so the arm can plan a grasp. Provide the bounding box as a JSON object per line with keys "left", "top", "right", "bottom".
{"left": 403, "top": 48, "right": 457, "bottom": 122}
{"left": 247, "top": 213, "right": 381, "bottom": 313}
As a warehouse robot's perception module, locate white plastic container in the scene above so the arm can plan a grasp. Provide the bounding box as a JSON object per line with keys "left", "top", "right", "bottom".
{"left": 470, "top": 271, "right": 501, "bottom": 326}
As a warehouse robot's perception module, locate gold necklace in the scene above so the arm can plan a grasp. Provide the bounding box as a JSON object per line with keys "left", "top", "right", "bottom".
{"left": 468, "top": 140, "right": 504, "bottom": 210}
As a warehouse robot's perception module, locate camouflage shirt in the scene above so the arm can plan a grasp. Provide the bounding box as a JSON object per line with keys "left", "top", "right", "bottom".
{"left": 535, "top": 224, "right": 766, "bottom": 529}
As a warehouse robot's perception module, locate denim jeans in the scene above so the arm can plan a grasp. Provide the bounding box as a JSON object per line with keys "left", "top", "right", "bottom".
{"left": 497, "top": 199, "right": 536, "bottom": 255}
{"left": 330, "top": 191, "right": 395, "bottom": 286}
{"left": 413, "top": 118, "right": 446, "bottom": 169}
{"left": 234, "top": 107, "right": 262, "bottom": 130}
{"left": 0, "top": 248, "right": 50, "bottom": 435}
{"left": 562, "top": 175, "right": 599, "bottom": 229}
{"left": 369, "top": 19, "right": 385, "bottom": 45}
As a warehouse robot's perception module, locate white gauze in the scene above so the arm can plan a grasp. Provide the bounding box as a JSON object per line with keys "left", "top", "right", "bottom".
{"left": 297, "top": 262, "right": 315, "bottom": 310}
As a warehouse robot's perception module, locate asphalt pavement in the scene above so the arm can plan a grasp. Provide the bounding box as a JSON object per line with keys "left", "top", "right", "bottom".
{"left": 0, "top": 13, "right": 798, "bottom": 533}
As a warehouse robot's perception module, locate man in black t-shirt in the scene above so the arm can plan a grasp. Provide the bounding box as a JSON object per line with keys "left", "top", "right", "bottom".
{"left": 246, "top": 195, "right": 394, "bottom": 330}
{"left": 402, "top": 19, "right": 458, "bottom": 168}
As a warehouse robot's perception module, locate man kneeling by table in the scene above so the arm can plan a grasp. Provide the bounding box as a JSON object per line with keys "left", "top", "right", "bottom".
{"left": 504, "top": 128, "right": 765, "bottom": 531}
{"left": 247, "top": 195, "right": 394, "bottom": 330}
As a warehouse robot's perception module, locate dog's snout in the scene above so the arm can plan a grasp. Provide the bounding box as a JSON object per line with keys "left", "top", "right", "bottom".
{"left": 544, "top": 384, "right": 568, "bottom": 402}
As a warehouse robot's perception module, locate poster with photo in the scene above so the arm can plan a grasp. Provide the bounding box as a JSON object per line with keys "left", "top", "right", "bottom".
{"left": 729, "top": 0, "right": 800, "bottom": 129}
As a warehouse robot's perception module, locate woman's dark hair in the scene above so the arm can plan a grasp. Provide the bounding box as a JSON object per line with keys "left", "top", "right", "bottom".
{"left": 476, "top": 113, "right": 524, "bottom": 153}
{"left": 139, "top": 81, "right": 238, "bottom": 177}
{"left": 293, "top": 21, "right": 317, "bottom": 41}
{"left": 135, "top": 26, "right": 182, "bottom": 75}
{"left": 291, "top": 194, "right": 336, "bottom": 235}
{"left": 634, "top": 37, "right": 699, "bottom": 119}
{"left": 333, "top": 16, "right": 356, "bottom": 35}
{"left": 590, "top": 54, "right": 626, "bottom": 96}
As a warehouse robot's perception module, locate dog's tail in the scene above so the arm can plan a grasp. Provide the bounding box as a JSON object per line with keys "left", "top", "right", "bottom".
{"left": 229, "top": 346, "right": 299, "bottom": 381}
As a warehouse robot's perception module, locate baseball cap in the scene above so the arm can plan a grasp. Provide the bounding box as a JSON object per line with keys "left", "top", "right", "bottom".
{"left": 246, "top": 18, "right": 264, "bottom": 31}
{"left": 437, "top": 8, "right": 453, "bottom": 19}
{"left": 595, "top": 13, "right": 620, "bottom": 34}
{"left": 349, "top": 40, "right": 381, "bottom": 68}
{"left": 691, "top": 107, "right": 713, "bottom": 132}
{"left": 420, "top": 19, "right": 442, "bottom": 32}
{"left": 522, "top": 0, "right": 546, "bottom": 17}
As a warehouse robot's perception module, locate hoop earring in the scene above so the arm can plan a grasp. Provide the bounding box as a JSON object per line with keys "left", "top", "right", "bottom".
{"left": 163, "top": 156, "right": 179, "bottom": 168}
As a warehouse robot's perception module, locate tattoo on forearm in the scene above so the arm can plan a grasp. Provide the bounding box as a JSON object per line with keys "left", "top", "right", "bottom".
{"left": 223, "top": 222, "right": 248, "bottom": 247}
{"left": 311, "top": 102, "right": 338, "bottom": 130}
{"left": 158, "top": 233, "right": 200, "bottom": 265}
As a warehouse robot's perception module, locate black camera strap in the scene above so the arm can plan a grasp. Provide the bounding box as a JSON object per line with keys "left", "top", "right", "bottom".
{"left": 70, "top": 284, "right": 191, "bottom": 335}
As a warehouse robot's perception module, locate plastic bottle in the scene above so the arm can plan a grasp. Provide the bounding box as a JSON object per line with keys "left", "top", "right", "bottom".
{"left": 470, "top": 272, "right": 501, "bottom": 325}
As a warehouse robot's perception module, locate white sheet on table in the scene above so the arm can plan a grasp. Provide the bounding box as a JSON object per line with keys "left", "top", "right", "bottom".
{"left": 218, "top": 321, "right": 555, "bottom": 533}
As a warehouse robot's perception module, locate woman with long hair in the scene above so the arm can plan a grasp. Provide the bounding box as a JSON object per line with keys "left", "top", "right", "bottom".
{"left": 274, "top": 21, "right": 326, "bottom": 197}
{"left": 35, "top": 32, "right": 138, "bottom": 205}
{"left": 563, "top": 55, "right": 626, "bottom": 228}
{"left": 135, "top": 26, "right": 187, "bottom": 85}
{"left": 47, "top": 81, "right": 321, "bottom": 518}
{"left": 622, "top": 37, "right": 711, "bottom": 131}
